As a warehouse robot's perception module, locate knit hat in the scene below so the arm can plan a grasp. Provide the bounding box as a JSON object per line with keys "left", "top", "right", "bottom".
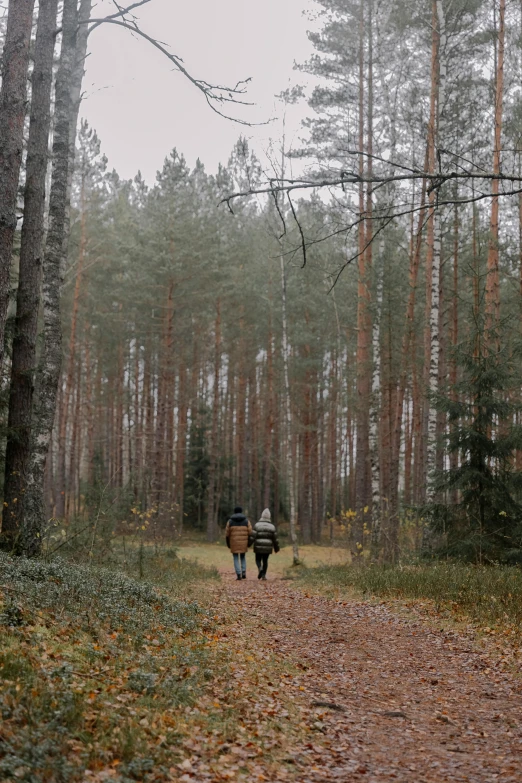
{"left": 233, "top": 506, "right": 243, "bottom": 514}
{"left": 261, "top": 508, "right": 271, "bottom": 521}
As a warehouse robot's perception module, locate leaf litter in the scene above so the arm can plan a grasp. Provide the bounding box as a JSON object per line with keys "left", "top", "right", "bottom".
{"left": 214, "top": 573, "right": 522, "bottom": 782}
{"left": 1, "top": 556, "right": 521, "bottom": 781}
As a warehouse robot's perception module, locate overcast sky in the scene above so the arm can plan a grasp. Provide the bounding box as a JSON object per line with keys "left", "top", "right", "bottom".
{"left": 83, "top": 0, "right": 318, "bottom": 183}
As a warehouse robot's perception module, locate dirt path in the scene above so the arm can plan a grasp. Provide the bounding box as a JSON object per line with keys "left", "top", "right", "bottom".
{"left": 219, "top": 570, "right": 521, "bottom": 782}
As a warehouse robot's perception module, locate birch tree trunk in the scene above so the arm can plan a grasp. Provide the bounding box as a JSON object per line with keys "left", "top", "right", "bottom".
{"left": 370, "top": 250, "right": 382, "bottom": 559}
{"left": 280, "top": 244, "right": 299, "bottom": 565}
{"left": 354, "top": 0, "right": 371, "bottom": 560}
{"left": 24, "top": 0, "right": 92, "bottom": 552}
{"left": 1, "top": 0, "right": 59, "bottom": 553}
{"left": 263, "top": 323, "right": 275, "bottom": 510}
{"left": 421, "top": 0, "right": 444, "bottom": 516}
{"left": 425, "top": 0, "right": 446, "bottom": 505}
{"left": 0, "top": 0, "right": 36, "bottom": 373}
{"left": 389, "top": 144, "right": 429, "bottom": 532}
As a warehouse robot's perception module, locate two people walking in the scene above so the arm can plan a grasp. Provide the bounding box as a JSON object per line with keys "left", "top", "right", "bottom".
{"left": 225, "top": 506, "right": 279, "bottom": 581}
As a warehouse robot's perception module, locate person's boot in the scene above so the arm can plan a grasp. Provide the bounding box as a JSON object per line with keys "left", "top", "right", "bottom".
{"left": 242, "top": 573, "right": 247, "bottom": 579}
{"left": 236, "top": 575, "right": 242, "bottom": 581}
{"left": 261, "top": 574, "right": 267, "bottom": 581}
{"left": 257, "top": 571, "right": 262, "bottom": 580}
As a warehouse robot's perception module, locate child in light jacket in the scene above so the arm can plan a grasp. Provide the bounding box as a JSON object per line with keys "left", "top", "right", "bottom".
{"left": 252, "top": 508, "right": 279, "bottom": 580}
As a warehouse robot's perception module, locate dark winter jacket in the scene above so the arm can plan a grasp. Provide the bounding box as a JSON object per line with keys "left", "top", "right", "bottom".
{"left": 253, "top": 510, "right": 280, "bottom": 555}
{"left": 225, "top": 513, "right": 253, "bottom": 554}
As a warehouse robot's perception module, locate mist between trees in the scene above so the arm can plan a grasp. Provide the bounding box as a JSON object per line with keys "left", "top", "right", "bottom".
{"left": 2, "top": 0, "right": 522, "bottom": 564}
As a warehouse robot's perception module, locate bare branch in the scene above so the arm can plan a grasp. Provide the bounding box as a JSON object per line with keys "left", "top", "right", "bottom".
{"left": 287, "top": 192, "right": 307, "bottom": 268}
{"left": 55, "top": 0, "right": 153, "bottom": 36}
{"left": 271, "top": 188, "right": 288, "bottom": 240}
{"left": 88, "top": 0, "right": 153, "bottom": 33}
{"left": 84, "top": 16, "right": 258, "bottom": 125}
{"left": 222, "top": 170, "right": 522, "bottom": 207}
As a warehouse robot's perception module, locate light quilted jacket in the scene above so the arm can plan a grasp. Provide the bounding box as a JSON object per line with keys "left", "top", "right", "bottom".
{"left": 253, "top": 509, "right": 279, "bottom": 555}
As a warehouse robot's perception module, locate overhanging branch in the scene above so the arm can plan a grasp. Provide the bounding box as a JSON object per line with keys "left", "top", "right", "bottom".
{"left": 83, "top": 13, "right": 257, "bottom": 125}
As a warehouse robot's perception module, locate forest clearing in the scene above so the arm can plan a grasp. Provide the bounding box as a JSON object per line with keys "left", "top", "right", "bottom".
{"left": 3, "top": 0, "right": 522, "bottom": 780}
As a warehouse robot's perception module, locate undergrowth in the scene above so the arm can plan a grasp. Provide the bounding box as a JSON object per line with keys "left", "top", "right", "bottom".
{"left": 298, "top": 562, "right": 522, "bottom": 634}
{"left": 0, "top": 553, "right": 220, "bottom": 782}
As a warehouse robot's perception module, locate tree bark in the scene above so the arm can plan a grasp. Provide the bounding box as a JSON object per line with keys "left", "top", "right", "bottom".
{"left": 24, "top": 0, "right": 93, "bottom": 551}
{"left": 370, "top": 252, "right": 382, "bottom": 559}
{"left": 2, "top": 0, "right": 59, "bottom": 553}
{"left": 485, "top": 0, "right": 505, "bottom": 347}
{"left": 263, "top": 316, "right": 275, "bottom": 510}
{"left": 389, "top": 144, "right": 429, "bottom": 533}
{"left": 0, "top": 0, "right": 36, "bottom": 373}
{"left": 56, "top": 163, "right": 88, "bottom": 520}
{"left": 206, "top": 300, "right": 221, "bottom": 542}
{"left": 425, "top": 0, "right": 446, "bottom": 505}
{"left": 449, "top": 196, "right": 459, "bottom": 500}
{"left": 280, "top": 244, "right": 299, "bottom": 564}
{"left": 354, "top": 0, "right": 371, "bottom": 560}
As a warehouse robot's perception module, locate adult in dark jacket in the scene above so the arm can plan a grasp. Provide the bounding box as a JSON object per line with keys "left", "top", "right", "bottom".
{"left": 253, "top": 508, "right": 279, "bottom": 580}
{"left": 225, "top": 506, "right": 253, "bottom": 580}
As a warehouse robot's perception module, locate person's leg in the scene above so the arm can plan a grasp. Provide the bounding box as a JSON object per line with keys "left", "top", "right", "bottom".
{"left": 240, "top": 552, "right": 246, "bottom": 578}
{"left": 256, "top": 553, "right": 262, "bottom": 578}
{"left": 261, "top": 553, "right": 269, "bottom": 579}
{"left": 233, "top": 553, "right": 241, "bottom": 578}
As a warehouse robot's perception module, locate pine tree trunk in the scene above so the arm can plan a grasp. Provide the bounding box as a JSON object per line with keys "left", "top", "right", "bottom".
{"left": 485, "top": 0, "right": 505, "bottom": 345}
{"left": 85, "top": 328, "right": 95, "bottom": 489}
{"left": 143, "top": 336, "right": 154, "bottom": 504}
{"left": 300, "top": 355, "right": 313, "bottom": 545}
{"left": 310, "top": 371, "right": 321, "bottom": 543}
{"left": 115, "top": 342, "right": 124, "bottom": 488}
{"left": 0, "top": 0, "right": 36, "bottom": 373}
{"left": 236, "top": 317, "right": 247, "bottom": 503}
{"left": 206, "top": 300, "right": 221, "bottom": 542}
{"left": 175, "top": 361, "right": 188, "bottom": 533}
{"left": 133, "top": 337, "right": 142, "bottom": 499}
{"left": 449, "top": 197, "right": 459, "bottom": 500}
{"left": 327, "top": 350, "right": 339, "bottom": 520}
{"left": 152, "top": 281, "right": 174, "bottom": 513}
{"left": 56, "top": 168, "right": 88, "bottom": 519}
{"left": 2, "top": 0, "right": 59, "bottom": 553}
{"left": 68, "top": 359, "right": 82, "bottom": 518}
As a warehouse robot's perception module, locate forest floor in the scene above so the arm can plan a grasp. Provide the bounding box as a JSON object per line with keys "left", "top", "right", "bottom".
{"left": 200, "top": 570, "right": 522, "bottom": 782}
{"left": 2, "top": 547, "right": 522, "bottom": 782}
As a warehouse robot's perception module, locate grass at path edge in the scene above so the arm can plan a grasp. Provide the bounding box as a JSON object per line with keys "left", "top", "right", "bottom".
{"left": 297, "top": 562, "right": 522, "bottom": 637}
